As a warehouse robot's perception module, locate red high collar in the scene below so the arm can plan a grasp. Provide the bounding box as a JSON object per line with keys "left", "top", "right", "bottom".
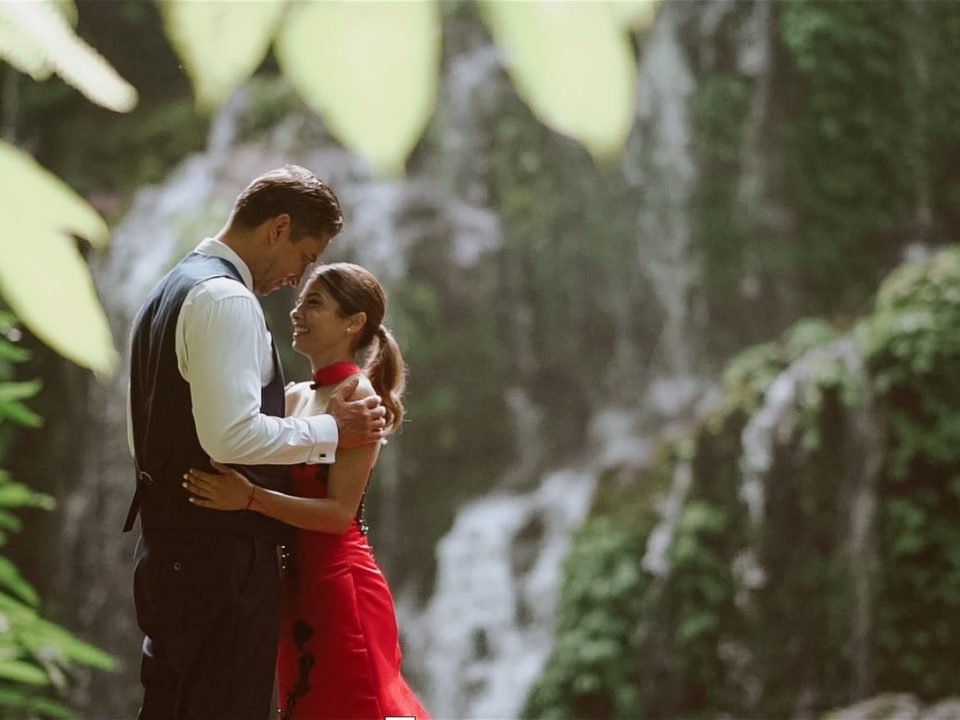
{"left": 311, "top": 361, "right": 361, "bottom": 388}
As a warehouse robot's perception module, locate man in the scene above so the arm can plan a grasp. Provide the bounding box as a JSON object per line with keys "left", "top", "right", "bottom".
{"left": 124, "top": 165, "right": 385, "bottom": 719}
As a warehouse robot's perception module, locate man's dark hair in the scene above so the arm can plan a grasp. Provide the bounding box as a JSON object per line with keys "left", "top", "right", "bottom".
{"left": 231, "top": 165, "right": 343, "bottom": 240}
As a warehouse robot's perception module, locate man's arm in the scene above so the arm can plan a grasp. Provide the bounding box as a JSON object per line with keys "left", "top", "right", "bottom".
{"left": 179, "top": 284, "right": 338, "bottom": 465}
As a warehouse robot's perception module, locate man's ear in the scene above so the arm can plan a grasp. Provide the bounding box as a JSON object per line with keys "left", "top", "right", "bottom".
{"left": 270, "top": 213, "right": 292, "bottom": 244}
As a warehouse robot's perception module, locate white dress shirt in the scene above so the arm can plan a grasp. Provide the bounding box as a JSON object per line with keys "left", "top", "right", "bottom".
{"left": 128, "top": 238, "right": 338, "bottom": 465}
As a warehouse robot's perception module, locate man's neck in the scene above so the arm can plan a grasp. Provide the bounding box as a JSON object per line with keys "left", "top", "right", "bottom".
{"left": 214, "top": 228, "right": 256, "bottom": 275}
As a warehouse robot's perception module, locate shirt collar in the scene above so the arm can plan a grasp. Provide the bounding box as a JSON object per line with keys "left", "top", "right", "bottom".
{"left": 195, "top": 237, "right": 254, "bottom": 291}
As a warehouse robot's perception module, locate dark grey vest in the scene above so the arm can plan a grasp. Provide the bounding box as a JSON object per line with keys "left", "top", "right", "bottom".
{"left": 124, "top": 252, "right": 292, "bottom": 543}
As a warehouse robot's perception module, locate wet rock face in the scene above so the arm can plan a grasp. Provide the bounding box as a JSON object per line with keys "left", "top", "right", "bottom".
{"left": 825, "top": 693, "right": 960, "bottom": 720}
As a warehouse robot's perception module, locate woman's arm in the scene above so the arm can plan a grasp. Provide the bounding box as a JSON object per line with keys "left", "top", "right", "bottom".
{"left": 185, "top": 443, "right": 377, "bottom": 534}
{"left": 185, "top": 375, "right": 381, "bottom": 534}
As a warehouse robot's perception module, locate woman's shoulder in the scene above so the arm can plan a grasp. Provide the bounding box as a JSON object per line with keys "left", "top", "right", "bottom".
{"left": 284, "top": 380, "right": 313, "bottom": 400}
{"left": 284, "top": 381, "right": 314, "bottom": 415}
{"left": 339, "top": 372, "right": 375, "bottom": 400}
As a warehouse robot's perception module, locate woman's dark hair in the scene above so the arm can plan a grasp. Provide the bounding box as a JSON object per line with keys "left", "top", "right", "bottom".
{"left": 308, "top": 263, "right": 406, "bottom": 432}
{"left": 231, "top": 165, "right": 343, "bottom": 240}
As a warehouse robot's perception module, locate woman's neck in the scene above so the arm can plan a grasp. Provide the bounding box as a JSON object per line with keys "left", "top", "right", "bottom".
{"left": 309, "top": 351, "right": 355, "bottom": 373}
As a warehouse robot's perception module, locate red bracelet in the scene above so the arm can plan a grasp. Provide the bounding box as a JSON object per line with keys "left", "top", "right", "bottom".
{"left": 245, "top": 485, "right": 256, "bottom": 511}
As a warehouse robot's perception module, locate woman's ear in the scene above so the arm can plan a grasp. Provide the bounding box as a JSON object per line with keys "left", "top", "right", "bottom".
{"left": 347, "top": 311, "right": 367, "bottom": 334}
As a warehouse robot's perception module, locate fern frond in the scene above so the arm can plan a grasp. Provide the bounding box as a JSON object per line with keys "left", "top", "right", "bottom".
{"left": 0, "top": 0, "right": 137, "bottom": 112}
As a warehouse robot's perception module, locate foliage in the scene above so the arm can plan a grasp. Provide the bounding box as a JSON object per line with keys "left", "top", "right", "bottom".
{"left": 523, "top": 446, "right": 678, "bottom": 720}
{"left": 691, "top": 70, "right": 755, "bottom": 357}
{"left": 864, "top": 247, "right": 960, "bottom": 696}
{"left": 534, "top": 244, "right": 960, "bottom": 717}
{"left": 523, "top": 519, "right": 647, "bottom": 720}
{"left": 0, "top": 144, "right": 116, "bottom": 376}
{"left": 0, "top": 0, "right": 135, "bottom": 112}
{"left": 688, "top": 0, "right": 960, "bottom": 357}
{"left": 0, "top": 313, "right": 115, "bottom": 718}
{"left": 158, "top": 0, "right": 657, "bottom": 172}
{"left": 779, "top": 0, "right": 914, "bottom": 309}
{"left": 480, "top": 1, "right": 637, "bottom": 162}
{"left": 0, "top": 0, "right": 128, "bottom": 375}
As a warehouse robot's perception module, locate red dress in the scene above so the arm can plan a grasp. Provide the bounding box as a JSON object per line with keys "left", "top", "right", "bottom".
{"left": 276, "top": 462, "right": 430, "bottom": 720}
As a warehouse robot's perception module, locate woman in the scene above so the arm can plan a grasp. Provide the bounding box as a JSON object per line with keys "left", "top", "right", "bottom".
{"left": 183, "top": 263, "right": 429, "bottom": 720}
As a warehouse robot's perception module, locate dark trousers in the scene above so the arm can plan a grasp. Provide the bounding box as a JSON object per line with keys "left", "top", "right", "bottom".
{"left": 133, "top": 529, "right": 279, "bottom": 720}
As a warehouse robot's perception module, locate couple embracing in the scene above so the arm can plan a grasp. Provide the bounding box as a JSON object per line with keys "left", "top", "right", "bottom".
{"left": 125, "top": 166, "right": 429, "bottom": 720}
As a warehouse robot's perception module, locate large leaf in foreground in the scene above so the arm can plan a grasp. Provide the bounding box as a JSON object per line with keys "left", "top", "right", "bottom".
{"left": 162, "top": 0, "right": 287, "bottom": 110}
{"left": 276, "top": 0, "right": 440, "bottom": 176}
{"left": 0, "top": 0, "right": 136, "bottom": 112}
{"left": 481, "top": 0, "right": 637, "bottom": 160}
{"left": 0, "top": 143, "right": 117, "bottom": 376}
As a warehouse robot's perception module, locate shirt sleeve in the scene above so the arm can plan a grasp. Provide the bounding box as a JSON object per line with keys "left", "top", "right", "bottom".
{"left": 177, "top": 285, "right": 338, "bottom": 465}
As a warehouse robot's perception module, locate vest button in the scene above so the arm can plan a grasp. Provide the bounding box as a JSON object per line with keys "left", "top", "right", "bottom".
{"left": 173, "top": 561, "right": 182, "bottom": 571}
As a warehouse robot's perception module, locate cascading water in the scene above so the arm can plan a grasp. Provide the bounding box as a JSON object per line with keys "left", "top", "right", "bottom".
{"left": 401, "top": 468, "right": 596, "bottom": 719}
{"left": 734, "top": 337, "right": 886, "bottom": 709}
{"left": 632, "top": 0, "right": 702, "bottom": 384}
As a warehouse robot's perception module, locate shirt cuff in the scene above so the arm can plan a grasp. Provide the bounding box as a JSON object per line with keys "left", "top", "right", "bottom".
{"left": 304, "top": 413, "right": 338, "bottom": 464}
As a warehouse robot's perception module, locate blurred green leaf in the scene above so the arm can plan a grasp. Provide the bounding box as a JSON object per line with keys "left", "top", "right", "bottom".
{"left": 0, "top": 557, "right": 40, "bottom": 607}
{"left": 0, "top": 143, "right": 118, "bottom": 376}
{"left": 0, "top": 510, "right": 22, "bottom": 534}
{"left": 0, "top": 381, "right": 41, "bottom": 402}
{"left": 28, "top": 624, "right": 115, "bottom": 672}
{"left": 276, "top": 0, "right": 440, "bottom": 176}
{"left": 0, "top": 482, "right": 54, "bottom": 511}
{"left": 0, "top": 659, "right": 49, "bottom": 686}
{"left": 0, "top": 399, "right": 43, "bottom": 428}
{"left": 481, "top": 0, "right": 637, "bottom": 160}
{"left": 162, "top": 0, "right": 287, "bottom": 110}
{"left": 0, "top": 689, "right": 73, "bottom": 718}
{"left": 0, "top": 0, "right": 136, "bottom": 112}
{"left": 0, "top": 339, "right": 30, "bottom": 363}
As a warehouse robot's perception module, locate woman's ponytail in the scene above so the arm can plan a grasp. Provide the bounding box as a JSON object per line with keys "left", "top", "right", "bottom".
{"left": 366, "top": 325, "right": 406, "bottom": 433}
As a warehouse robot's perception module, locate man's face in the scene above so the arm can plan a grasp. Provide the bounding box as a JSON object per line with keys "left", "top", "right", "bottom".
{"left": 254, "top": 232, "right": 331, "bottom": 296}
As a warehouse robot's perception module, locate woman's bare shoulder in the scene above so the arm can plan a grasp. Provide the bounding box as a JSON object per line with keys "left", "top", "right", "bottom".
{"left": 342, "top": 372, "right": 375, "bottom": 401}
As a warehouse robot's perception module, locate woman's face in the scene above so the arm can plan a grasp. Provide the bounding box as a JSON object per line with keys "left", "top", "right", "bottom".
{"left": 289, "top": 279, "right": 358, "bottom": 359}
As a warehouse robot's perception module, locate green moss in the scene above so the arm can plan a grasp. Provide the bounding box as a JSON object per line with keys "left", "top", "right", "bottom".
{"left": 523, "top": 518, "right": 648, "bottom": 720}
{"left": 864, "top": 247, "right": 960, "bottom": 696}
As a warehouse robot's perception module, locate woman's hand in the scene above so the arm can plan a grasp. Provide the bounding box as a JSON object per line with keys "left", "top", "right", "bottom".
{"left": 184, "top": 460, "right": 255, "bottom": 511}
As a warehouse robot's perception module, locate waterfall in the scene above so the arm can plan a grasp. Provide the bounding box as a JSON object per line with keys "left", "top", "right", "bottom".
{"left": 838, "top": 344, "right": 885, "bottom": 698}
{"left": 632, "top": 0, "right": 702, "bottom": 382}
{"left": 399, "top": 411, "right": 653, "bottom": 719}
{"left": 734, "top": 337, "right": 886, "bottom": 700}
{"left": 402, "top": 469, "right": 595, "bottom": 719}
{"left": 642, "top": 455, "right": 694, "bottom": 577}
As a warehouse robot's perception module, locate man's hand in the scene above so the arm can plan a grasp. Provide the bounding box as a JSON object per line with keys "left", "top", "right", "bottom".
{"left": 327, "top": 376, "right": 387, "bottom": 448}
